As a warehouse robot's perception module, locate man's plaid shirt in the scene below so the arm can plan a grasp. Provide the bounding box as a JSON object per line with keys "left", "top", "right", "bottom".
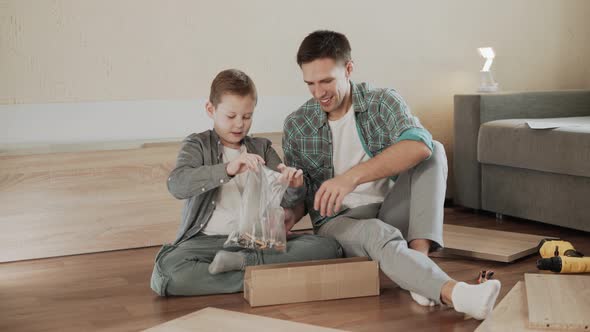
{"left": 282, "top": 81, "right": 433, "bottom": 227}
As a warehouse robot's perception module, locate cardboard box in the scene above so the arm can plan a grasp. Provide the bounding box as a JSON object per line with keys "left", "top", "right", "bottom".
{"left": 244, "top": 257, "right": 380, "bottom": 307}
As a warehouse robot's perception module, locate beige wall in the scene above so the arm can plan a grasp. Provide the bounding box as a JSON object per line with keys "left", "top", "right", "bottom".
{"left": 2, "top": 0, "right": 590, "bottom": 150}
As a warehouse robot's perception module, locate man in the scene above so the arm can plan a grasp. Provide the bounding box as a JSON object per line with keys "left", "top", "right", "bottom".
{"left": 283, "top": 30, "right": 500, "bottom": 319}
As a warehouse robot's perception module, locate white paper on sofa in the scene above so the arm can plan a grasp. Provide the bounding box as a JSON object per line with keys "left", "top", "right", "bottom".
{"left": 526, "top": 120, "right": 581, "bottom": 130}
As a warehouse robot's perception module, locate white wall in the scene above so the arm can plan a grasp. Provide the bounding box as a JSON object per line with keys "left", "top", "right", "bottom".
{"left": 2, "top": 0, "right": 590, "bottom": 147}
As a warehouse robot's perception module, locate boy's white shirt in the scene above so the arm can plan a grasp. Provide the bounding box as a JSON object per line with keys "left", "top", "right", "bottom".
{"left": 328, "top": 105, "right": 393, "bottom": 210}
{"left": 201, "top": 145, "right": 247, "bottom": 236}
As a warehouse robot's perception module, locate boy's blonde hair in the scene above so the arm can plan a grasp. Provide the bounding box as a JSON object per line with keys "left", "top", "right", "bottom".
{"left": 209, "top": 69, "right": 257, "bottom": 107}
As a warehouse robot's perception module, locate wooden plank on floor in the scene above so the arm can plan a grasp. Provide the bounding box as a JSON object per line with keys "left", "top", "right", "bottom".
{"left": 525, "top": 273, "right": 590, "bottom": 330}
{"left": 142, "top": 307, "right": 345, "bottom": 332}
{"left": 475, "top": 281, "right": 548, "bottom": 332}
{"left": 430, "top": 224, "right": 554, "bottom": 262}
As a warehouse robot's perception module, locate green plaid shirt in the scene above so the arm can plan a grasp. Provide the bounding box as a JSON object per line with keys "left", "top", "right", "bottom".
{"left": 282, "top": 81, "right": 433, "bottom": 227}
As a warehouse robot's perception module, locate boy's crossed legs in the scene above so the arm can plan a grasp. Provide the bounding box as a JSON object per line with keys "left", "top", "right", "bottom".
{"left": 150, "top": 233, "right": 342, "bottom": 296}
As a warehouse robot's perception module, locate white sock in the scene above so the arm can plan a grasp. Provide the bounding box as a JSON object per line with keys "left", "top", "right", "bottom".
{"left": 410, "top": 291, "right": 435, "bottom": 307}
{"left": 208, "top": 251, "right": 246, "bottom": 275}
{"left": 451, "top": 280, "right": 501, "bottom": 320}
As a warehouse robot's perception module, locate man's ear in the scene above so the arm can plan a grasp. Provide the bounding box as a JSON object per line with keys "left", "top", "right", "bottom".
{"left": 205, "top": 101, "right": 215, "bottom": 119}
{"left": 345, "top": 61, "right": 354, "bottom": 78}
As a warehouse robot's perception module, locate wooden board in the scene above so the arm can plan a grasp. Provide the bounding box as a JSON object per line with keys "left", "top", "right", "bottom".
{"left": 475, "top": 281, "right": 548, "bottom": 332}
{"left": 0, "top": 132, "right": 311, "bottom": 262}
{"left": 525, "top": 273, "right": 590, "bottom": 330}
{"left": 430, "top": 224, "right": 554, "bottom": 262}
{"left": 0, "top": 143, "right": 182, "bottom": 262}
{"left": 292, "top": 214, "right": 313, "bottom": 231}
{"left": 142, "top": 307, "right": 345, "bottom": 332}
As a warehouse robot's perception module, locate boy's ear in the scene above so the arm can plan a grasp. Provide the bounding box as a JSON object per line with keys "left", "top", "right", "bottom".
{"left": 205, "top": 101, "right": 215, "bottom": 119}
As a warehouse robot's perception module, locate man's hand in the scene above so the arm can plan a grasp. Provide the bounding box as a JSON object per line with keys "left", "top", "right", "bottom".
{"left": 314, "top": 174, "right": 357, "bottom": 217}
{"left": 277, "top": 163, "right": 304, "bottom": 188}
{"left": 226, "top": 152, "right": 265, "bottom": 176}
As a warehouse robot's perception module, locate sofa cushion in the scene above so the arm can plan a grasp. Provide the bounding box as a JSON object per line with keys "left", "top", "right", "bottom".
{"left": 477, "top": 116, "right": 590, "bottom": 178}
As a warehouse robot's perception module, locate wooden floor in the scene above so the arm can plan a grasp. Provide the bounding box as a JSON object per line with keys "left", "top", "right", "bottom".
{"left": 1, "top": 207, "right": 588, "bottom": 332}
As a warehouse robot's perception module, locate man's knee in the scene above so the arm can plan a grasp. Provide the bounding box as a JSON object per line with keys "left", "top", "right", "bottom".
{"left": 430, "top": 141, "right": 447, "bottom": 167}
{"left": 415, "top": 141, "right": 448, "bottom": 176}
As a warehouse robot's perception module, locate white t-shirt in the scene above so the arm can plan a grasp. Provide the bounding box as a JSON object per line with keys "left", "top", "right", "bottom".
{"left": 201, "top": 145, "right": 247, "bottom": 236}
{"left": 328, "top": 106, "right": 393, "bottom": 209}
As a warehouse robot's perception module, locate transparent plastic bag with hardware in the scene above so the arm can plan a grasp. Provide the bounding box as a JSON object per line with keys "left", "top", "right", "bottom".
{"left": 224, "top": 164, "right": 288, "bottom": 252}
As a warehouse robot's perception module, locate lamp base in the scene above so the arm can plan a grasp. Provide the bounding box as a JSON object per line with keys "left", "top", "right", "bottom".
{"left": 478, "top": 71, "right": 499, "bottom": 93}
{"left": 478, "top": 84, "right": 499, "bottom": 93}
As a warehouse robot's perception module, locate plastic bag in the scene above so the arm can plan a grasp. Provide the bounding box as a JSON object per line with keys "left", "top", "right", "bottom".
{"left": 224, "top": 164, "right": 288, "bottom": 252}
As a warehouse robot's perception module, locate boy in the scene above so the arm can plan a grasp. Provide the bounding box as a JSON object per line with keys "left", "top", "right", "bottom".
{"left": 150, "top": 69, "right": 342, "bottom": 296}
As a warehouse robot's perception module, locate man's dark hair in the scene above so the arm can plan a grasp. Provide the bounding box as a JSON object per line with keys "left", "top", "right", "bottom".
{"left": 296, "top": 30, "right": 352, "bottom": 66}
{"left": 209, "top": 69, "right": 257, "bottom": 107}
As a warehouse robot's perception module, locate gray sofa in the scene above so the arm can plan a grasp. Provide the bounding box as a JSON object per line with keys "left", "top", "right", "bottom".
{"left": 453, "top": 90, "right": 590, "bottom": 232}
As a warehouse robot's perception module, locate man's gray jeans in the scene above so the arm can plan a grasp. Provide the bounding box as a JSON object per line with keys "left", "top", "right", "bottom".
{"left": 150, "top": 233, "right": 343, "bottom": 296}
{"left": 318, "top": 141, "right": 451, "bottom": 303}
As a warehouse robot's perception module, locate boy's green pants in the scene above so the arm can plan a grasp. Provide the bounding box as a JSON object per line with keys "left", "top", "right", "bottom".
{"left": 150, "top": 233, "right": 343, "bottom": 296}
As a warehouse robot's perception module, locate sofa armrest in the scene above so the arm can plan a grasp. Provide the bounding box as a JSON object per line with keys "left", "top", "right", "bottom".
{"left": 453, "top": 95, "right": 483, "bottom": 209}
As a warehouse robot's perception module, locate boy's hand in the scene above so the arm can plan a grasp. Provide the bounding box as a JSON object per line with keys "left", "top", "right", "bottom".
{"left": 226, "top": 152, "right": 265, "bottom": 176}
{"left": 277, "top": 163, "right": 304, "bottom": 188}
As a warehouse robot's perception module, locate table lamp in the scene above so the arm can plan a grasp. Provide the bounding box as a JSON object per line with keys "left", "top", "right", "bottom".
{"left": 478, "top": 47, "right": 499, "bottom": 92}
